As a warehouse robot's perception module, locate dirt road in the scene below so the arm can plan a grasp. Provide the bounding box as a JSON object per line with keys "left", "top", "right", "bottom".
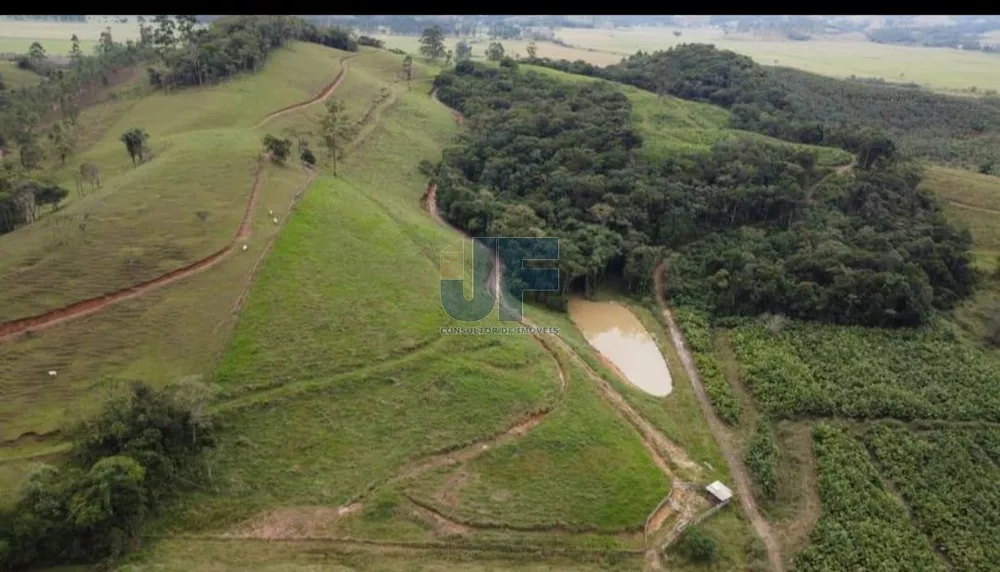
{"left": 0, "top": 57, "right": 355, "bottom": 345}
{"left": 653, "top": 261, "right": 784, "bottom": 572}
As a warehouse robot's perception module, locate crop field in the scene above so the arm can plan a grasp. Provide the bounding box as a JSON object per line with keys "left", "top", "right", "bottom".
{"left": 0, "top": 18, "right": 139, "bottom": 55}
{"left": 729, "top": 318, "right": 1000, "bottom": 422}
{"left": 863, "top": 423, "right": 1000, "bottom": 571}
{"left": 0, "top": 60, "right": 41, "bottom": 87}
{"left": 793, "top": 424, "right": 945, "bottom": 571}
{"left": 551, "top": 26, "right": 1000, "bottom": 95}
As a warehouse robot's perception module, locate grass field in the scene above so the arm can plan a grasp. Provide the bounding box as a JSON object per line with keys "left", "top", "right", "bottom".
{"left": 0, "top": 42, "right": 345, "bottom": 323}
{"left": 524, "top": 63, "right": 853, "bottom": 166}
{"left": 78, "top": 47, "right": 770, "bottom": 569}
{"left": 0, "top": 42, "right": 351, "bottom": 448}
{"left": 550, "top": 27, "right": 1000, "bottom": 95}
{"left": 0, "top": 60, "right": 41, "bottom": 87}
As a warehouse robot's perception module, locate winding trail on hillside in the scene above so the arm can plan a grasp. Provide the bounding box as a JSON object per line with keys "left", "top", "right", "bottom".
{"left": 254, "top": 53, "right": 362, "bottom": 129}
{"left": 806, "top": 158, "right": 855, "bottom": 202}
{"left": 653, "top": 261, "right": 784, "bottom": 572}
{"left": 0, "top": 57, "right": 356, "bottom": 347}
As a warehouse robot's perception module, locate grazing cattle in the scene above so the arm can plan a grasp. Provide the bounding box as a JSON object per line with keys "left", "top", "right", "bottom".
{"left": 47, "top": 370, "right": 57, "bottom": 377}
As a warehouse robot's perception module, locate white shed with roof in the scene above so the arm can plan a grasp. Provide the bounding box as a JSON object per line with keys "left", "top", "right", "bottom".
{"left": 706, "top": 481, "right": 733, "bottom": 503}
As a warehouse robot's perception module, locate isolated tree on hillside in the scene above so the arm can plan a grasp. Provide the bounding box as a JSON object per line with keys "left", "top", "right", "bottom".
{"left": 80, "top": 161, "right": 100, "bottom": 192}
{"left": 48, "top": 121, "right": 75, "bottom": 165}
{"left": 320, "top": 98, "right": 352, "bottom": 177}
{"left": 401, "top": 55, "right": 413, "bottom": 90}
{"left": 99, "top": 27, "right": 115, "bottom": 55}
{"left": 526, "top": 42, "right": 537, "bottom": 60}
{"left": 28, "top": 42, "right": 46, "bottom": 64}
{"left": 445, "top": 50, "right": 453, "bottom": 66}
{"left": 455, "top": 41, "right": 472, "bottom": 62}
{"left": 262, "top": 134, "right": 292, "bottom": 165}
{"left": 137, "top": 16, "right": 154, "bottom": 48}
{"left": 176, "top": 15, "right": 198, "bottom": 45}
{"left": 70, "top": 34, "right": 83, "bottom": 66}
{"left": 300, "top": 147, "right": 316, "bottom": 167}
{"left": 486, "top": 42, "right": 505, "bottom": 62}
{"left": 419, "top": 26, "right": 446, "bottom": 61}
{"left": 119, "top": 128, "right": 150, "bottom": 167}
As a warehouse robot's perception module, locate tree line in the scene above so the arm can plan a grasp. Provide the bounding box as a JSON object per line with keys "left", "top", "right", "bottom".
{"left": 431, "top": 60, "right": 976, "bottom": 328}
{"left": 143, "top": 15, "right": 358, "bottom": 90}
{"left": 525, "top": 43, "right": 1000, "bottom": 170}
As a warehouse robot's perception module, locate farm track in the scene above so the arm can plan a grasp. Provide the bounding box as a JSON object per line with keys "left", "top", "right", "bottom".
{"left": 254, "top": 53, "right": 362, "bottom": 128}
{"left": 806, "top": 158, "right": 855, "bottom": 202}
{"left": 945, "top": 198, "right": 1000, "bottom": 215}
{"left": 653, "top": 261, "right": 784, "bottom": 572}
{"left": 0, "top": 55, "right": 357, "bottom": 347}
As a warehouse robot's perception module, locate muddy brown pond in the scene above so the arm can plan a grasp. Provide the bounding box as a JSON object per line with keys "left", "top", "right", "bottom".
{"left": 567, "top": 298, "right": 673, "bottom": 397}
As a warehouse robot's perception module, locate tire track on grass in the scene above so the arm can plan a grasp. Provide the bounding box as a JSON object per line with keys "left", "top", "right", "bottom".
{"left": 0, "top": 55, "right": 357, "bottom": 346}
{"left": 653, "top": 261, "right": 784, "bottom": 572}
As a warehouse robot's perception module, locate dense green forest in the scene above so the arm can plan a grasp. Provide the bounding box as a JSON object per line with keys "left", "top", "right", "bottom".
{"left": 145, "top": 15, "right": 357, "bottom": 89}
{"left": 432, "top": 60, "right": 976, "bottom": 327}
{"left": 527, "top": 44, "right": 1000, "bottom": 169}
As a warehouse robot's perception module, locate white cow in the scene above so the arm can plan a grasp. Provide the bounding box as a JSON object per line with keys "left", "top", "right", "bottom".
{"left": 48, "top": 370, "right": 57, "bottom": 377}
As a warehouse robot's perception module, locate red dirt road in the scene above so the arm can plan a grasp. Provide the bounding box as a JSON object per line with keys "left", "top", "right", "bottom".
{"left": 254, "top": 53, "right": 361, "bottom": 128}
{"left": 0, "top": 58, "right": 354, "bottom": 345}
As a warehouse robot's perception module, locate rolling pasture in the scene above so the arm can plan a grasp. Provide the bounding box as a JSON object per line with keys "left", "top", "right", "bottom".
{"left": 0, "top": 36, "right": 756, "bottom": 569}
{"left": 4, "top": 16, "right": 1000, "bottom": 572}
{"left": 0, "top": 42, "right": 350, "bottom": 456}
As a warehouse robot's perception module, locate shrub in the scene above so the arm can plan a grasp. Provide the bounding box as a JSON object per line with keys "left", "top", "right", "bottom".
{"left": 0, "top": 383, "right": 215, "bottom": 569}
{"left": 678, "top": 526, "right": 718, "bottom": 563}
{"left": 300, "top": 147, "right": 316, "bottom": 166}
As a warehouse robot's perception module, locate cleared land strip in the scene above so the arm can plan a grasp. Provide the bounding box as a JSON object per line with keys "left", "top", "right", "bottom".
{"left": 946, "top": 198, "right": 1000, "bottom": 215}
{"left": 654, "top": 261, "right": 784, "bottom": 572}
{"left": 0, "top": 56, "right": 355, "bottom": 345}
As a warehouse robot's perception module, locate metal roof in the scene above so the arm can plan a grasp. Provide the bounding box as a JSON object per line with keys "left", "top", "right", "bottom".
{"left": 706, "top": 480, "right": 733, "bottom": 502}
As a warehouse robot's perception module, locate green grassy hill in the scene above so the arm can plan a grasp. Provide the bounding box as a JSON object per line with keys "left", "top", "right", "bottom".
{"left": 523, "top": 64, "right": 853, "bottom": 166}
{"left": 1, "top": 42, "right": 761, "bottom": 572}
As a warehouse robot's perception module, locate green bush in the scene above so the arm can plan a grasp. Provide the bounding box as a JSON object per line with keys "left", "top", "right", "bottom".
{"left": 679, "top": 526, "right": 718, "bottom": 563}
{"left": 0, "top": 382, "right": 215, "bottom": 569}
